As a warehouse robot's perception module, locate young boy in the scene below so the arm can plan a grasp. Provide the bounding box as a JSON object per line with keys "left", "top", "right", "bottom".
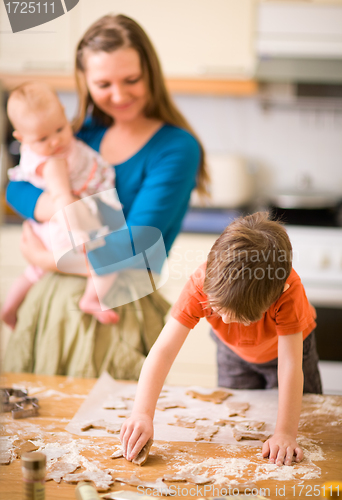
{"left": 1, "top": 82, "right": 121, "bottom": 328}
{"left": 120, "top": 212, "right": 321, "bottom": 466}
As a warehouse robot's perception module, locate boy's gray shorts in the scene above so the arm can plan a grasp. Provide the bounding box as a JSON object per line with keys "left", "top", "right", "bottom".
{"left": 210, "top": 330, "right": 322, "bottom": 394}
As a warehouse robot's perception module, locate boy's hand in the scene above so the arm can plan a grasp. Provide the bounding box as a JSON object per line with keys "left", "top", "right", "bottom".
{"left": 262, "top": 433, "right": 303, "bottom": 466}
{"left": 120, "top": 413, "right": 153, "bottom": 461}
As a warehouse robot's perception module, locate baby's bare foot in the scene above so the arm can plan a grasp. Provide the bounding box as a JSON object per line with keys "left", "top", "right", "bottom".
{"left": 0, "top": 306, "right": 17, "bottom": 329}
{"left": 79, "top": 295, "right": 120, "bottom": 325}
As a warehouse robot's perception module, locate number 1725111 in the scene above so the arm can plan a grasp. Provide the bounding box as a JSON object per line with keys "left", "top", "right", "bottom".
{"left": 292, "top": 484, "right": 339, "bottom": 496}
{"left": 5, "top": 2, "right": 55, "bottom": 14}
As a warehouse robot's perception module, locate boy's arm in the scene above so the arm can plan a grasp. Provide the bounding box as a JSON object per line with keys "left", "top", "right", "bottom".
{"left": 262, "top": 331, "right": 304, "bottom": 466}
{"left": 120, "top": 317, "right": 190, "bottom": 460}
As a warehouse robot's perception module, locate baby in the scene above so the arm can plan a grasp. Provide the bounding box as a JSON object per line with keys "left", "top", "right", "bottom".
{"left": 1, "top": 82, "right": 121, "bottom": 328}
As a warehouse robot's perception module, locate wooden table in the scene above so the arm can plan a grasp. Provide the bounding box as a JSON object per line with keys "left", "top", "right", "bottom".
{"left": 1, "top": 373, "right": 341, "bottom": 500}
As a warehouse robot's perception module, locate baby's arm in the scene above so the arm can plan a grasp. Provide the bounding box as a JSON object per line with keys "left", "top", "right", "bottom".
{"left": 42, "top": 157, "right": 75, "bottom": 212}
{"left": 262, "top": 331, "right": 304, "bottom": 466}
{"left": 120, "top": 317, "right": 190, "bottom": 460}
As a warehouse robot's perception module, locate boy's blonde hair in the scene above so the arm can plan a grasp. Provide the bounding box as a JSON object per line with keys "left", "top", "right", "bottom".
{"left": 203, "top": 212, "right": 292, "bottom": 323}
{"left": 7, "top": 82, "right": 60, "bottom": 129}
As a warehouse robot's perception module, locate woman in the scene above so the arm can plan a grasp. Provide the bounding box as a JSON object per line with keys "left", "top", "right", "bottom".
{"left": 4, "top": 14, "right": 209, "bottom": 379}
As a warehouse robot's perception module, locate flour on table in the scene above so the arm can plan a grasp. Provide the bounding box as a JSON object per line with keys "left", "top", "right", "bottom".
{"left": 253, "top": 461, "right": 321, "bottom": 481}
{"left": 297, "top": 437, "right": 326, "bottom": 462}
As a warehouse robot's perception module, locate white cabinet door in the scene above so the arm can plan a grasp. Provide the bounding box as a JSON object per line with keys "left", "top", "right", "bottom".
{"left": 160, "top": 233, "right": 218, "bottom": 387}
{"left": 79, "top": 0, "right": 256, "bottom": 78}
{"left": 0, "top": 3, "right": 79, "bottom": 72}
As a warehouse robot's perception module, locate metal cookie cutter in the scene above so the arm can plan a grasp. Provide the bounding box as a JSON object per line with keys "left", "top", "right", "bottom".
{"left": 0, "top": 388, "right": 39, "bottom": 418}
{"left": 11, "top": 397, "right": 39, "bottom": 419}
{"left": 0, "top": 388, "right": 28, "bottom": 411}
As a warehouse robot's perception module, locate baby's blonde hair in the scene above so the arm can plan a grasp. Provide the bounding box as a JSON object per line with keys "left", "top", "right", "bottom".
{"left": 7, "top": 82, "right": 60, "bottom": 130}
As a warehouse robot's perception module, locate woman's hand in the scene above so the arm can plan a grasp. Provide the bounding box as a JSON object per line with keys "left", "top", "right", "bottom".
{"left": 20, "top": 221, "right": 57, "bottom": 272}
{"left": 262, "top": 433, "right": 303, "bottom": 466}
{"left": 120, "top": 413, "right": 153, "bottom": 461}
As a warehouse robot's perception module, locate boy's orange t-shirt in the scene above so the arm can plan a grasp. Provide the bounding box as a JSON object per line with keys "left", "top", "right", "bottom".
{"left": 171, "top": 262, "right": 316, "bottom": 364}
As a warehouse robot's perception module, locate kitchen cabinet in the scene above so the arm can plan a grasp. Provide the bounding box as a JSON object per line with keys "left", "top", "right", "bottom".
{"left": 0, "top": 0, "right": 257, "bottom": 91}
{"left": 0, "top": 2, "right": 80, "bottom": 73}
{"left": 75, "top": 0, "right": 257, "bottom": 79}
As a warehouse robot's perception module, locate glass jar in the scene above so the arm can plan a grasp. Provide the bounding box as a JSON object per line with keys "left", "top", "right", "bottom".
{"left": 21, "top": 451, "right": 46, "bottom": 500}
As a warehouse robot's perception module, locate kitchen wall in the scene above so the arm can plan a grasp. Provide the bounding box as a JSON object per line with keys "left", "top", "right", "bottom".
{"left": 173, "top": 94, "right": 342, "bottom": 196}
{"left": 60, "top": 91, "right": 342, "bottom": 197}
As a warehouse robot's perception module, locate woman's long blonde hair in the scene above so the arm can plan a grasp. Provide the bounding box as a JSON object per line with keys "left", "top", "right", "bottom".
{"left": 74, "top": 14, "right": 209, "bottom": 197}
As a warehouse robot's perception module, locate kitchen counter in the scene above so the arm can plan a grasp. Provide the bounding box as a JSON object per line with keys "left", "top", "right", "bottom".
{"left": 181, "top": 208, "right": 243, "bottom": 234}
{"left": 1, "top": 372, "right": 341, "bottom": 500}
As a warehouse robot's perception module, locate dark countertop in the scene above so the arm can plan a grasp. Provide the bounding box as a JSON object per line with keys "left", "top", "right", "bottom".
{"left": 181, "top": 207, "right": 246, "bottom": 234}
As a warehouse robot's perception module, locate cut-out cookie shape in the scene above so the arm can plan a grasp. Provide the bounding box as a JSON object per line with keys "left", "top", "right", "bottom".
{"left": 0, "top": 450, "right": 12, "bottom": 465}
{"left": 115, "top": 474, "right": 172, "bottom": 495}
{"left": 234, "top": 420, "right": 265, "bottom": 431}
{"left": 13, "top": 439, "right": 39, "bottom": 457}
{"left": 215, "top": 418, "right": 235, "bottom": 426}
{"left": 111, "top": 439, "right": 153, "bottom": 466}
{"left": 215, "top": 419, "right": 264, "bottom": 430}
{"left": 111, "top": 448, "right": 124, "bottom": 459}
{"left": 186, "top": 389, "right": 232, "bottom": 404}
{"left": 162, "top": 473, "right": 214, "bottom": 485}
{"left": 156, "top": 400, "right": 186, "bottom": 411}
{"left": 169, "top": 415, "right": 200, "bottom": 428}
{"left": 63, "top": 470, "right": 114, "bottom": 491}
{"left": 46, "top": 462, "right": 80, "bottom": 483}
{"left": 226, "top": 401, "right": 250, "bottom": 417}
{"left": 232, "top": 426, "right": 270, "bottom": 442}
{"left": 194, "top": 424, "right": 219, "bottom": 441}
{"left": 80, "top": 420, "right": 121, "bottom": 434}
{"left": 105, "top": 423, "right": 122, "bottom": 434}
{"left": 103, "top": 395, "right": 127, "bottom": 410}
{"left": 0, "top": 437, "right": 14, "bottom": 465}
{"left": 133, "top": 438, "right": 153, "bottom": 466}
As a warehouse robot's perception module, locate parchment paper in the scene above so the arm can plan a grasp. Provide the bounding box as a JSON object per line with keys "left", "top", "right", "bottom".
{"left": 66, "top": 372, "right": 278, "bottom": 444}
